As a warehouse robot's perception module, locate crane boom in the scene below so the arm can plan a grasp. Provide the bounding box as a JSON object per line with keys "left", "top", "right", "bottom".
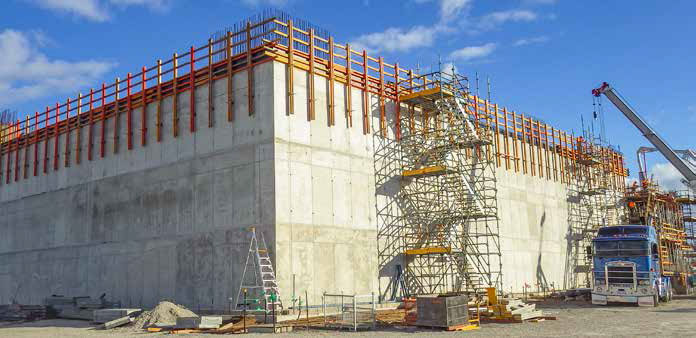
{"left": 592, "top": 82, "right": 696, "bottom": 188}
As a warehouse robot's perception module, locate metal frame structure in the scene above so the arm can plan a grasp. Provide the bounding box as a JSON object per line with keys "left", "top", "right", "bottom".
{"left": 564, "top": 137, "right": 623, "bottom": 289}
{"left": 624, "top": 183, "right": 693, "bottom": 291}
{"left": 375, "top": 70, "right": 502, "bottom": 297}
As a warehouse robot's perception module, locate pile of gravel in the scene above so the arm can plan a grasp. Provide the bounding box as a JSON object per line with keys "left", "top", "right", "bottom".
{"left": 131, "top": 301, "right": 197, "bottom": 329}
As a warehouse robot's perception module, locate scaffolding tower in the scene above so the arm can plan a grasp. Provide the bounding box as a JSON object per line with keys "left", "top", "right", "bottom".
{"left": 564, "top": 139, "right": 622, "bottom": 289}
{"left": 375, "top": 70, "right": 502, "bottom": 297}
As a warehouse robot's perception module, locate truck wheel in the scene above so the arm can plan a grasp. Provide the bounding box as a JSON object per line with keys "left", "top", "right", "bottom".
{"left": 653, "top": 294, "right": 659, "bottom": 307}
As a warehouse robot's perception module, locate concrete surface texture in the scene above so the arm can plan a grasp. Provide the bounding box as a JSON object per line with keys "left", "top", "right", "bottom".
{"left": 0, "top": 57, "right": 591, "bottom": 310}
{"left": 0, "top": 62, "right": 277, "bottom": 311}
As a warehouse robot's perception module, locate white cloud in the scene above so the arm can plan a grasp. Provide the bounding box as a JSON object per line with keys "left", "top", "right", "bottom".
{"left": 649, "top": 162, "right": 686, "bottom": 191}
{"left": 448, "top": 43, "right": 497, "bottom": 61}
{"left": 0, "top": 29, "right": 116, "bottom": 106}
{"left": 29, "top": 0, "right": 109, "bottom": 22}
{"left": 351, "top": 26, "right": 440, "bottom": 53}
{"left": 441, "top": 62, "right": 458, "bottom": 75}
{"left": 27, "top": 0, "right": 172, "bottom": 21}
{"left": 514, "top": 35, "right": 550, "bottom": 46}
{"left": 240, "top": 0, "right": 289, "bottom": 7}
{"left": 440, "top": 0, "right": 472, "bottom": 23}
{"left": 108, "top": 0, "right": 172, "bottom": 11}
{"left": 477, "top": 10, "right": 538, "bottom": 31}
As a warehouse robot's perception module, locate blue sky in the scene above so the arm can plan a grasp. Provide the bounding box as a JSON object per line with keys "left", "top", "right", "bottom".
{"left": 1, "top": 0, "right": 694, "bottom": 188}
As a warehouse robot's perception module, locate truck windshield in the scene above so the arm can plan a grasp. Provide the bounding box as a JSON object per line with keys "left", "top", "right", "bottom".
{"left": 594, "top": 240, "right": 649, "bottom": 257}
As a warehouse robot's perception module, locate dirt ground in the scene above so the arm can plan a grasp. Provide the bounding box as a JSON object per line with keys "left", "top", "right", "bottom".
{"left": 1, "top": 297, "right": 695, "bottom": 337}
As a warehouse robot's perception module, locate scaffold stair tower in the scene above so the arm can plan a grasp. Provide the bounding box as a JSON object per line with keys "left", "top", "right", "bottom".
{"left": 393, "top": 70, "right": 502, "bottom": 295}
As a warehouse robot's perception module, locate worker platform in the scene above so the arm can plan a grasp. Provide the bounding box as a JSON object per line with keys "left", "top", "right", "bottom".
{"left": 399, "top": 86, "right": 454, "bottom": 108}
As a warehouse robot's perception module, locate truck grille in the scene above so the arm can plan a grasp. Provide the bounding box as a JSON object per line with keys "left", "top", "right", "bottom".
{"left": 607, "top": 266, "right": 634, "bottom": 284}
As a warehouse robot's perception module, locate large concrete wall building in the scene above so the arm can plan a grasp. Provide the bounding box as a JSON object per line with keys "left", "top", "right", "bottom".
{"left": 0, "top": 13, "right": 626, "bottom": 310}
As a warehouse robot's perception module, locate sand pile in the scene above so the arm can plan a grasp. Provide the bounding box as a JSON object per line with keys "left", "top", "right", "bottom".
{"left": 132, "top": 301, "right": 197, "bottom": 329}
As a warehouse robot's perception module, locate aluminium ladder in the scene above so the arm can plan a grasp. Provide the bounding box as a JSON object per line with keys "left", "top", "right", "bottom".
{"left": 234, "top": 227, "right": 282, "bottom": 312}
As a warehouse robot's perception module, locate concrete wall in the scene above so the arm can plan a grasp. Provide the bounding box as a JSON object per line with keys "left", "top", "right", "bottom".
{"left": 0, "top": 62, "right": 276, "bottom": 311}
{"left": 0, "top": 57, "right": 581, "bottom": 310}
{"left": 270, "top": 62, "right": 380, "bottom": 305}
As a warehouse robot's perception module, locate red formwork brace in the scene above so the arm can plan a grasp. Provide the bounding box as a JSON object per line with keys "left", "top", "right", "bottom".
{"left": 189, "top": 46, "right": 196, "bottom": 133}
{"left": 53, "top": 102, "right": 59, "bottom": 171}
{"left": 113, "top": 77, "right": 121, "bottom": 154}
{"left": 172, "top": 53, "right": 179, "bottom": 138}
{"left": 14, "top": 120, "right": 19, "bottom": 182}
{"left": 156, "top": 60, "right": 162, "bottom": 142}
{"left": 127, "top": 73, "right": 133, "bottom": 150}
{"left": 100, "top": 83, "right": 106, "bottom": 158}
{"left": 33, "top": 112, "right": 38, "bottom": 176}
{"left": 141, "top": 66, "right": 147, "bottom": 146}
{"left": 5, "top": 135, "right": 10, "bottom": 184}
{"left": 64, "top": 98, "right": 71, "bottom": 168}
{"left": 23, "top": 117, "right": 28, "bottom": 179}
{"left": 43, "top": 106, "right": 49, "bottom": 174}
{"left": 88, "top": 88, "right": 94, "bottom": 161}
{"left": 75, "top": 93, "right": 82, "bottom": 165}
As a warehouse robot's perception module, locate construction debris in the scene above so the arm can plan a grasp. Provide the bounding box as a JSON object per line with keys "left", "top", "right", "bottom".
{"left": 103, "top": 315, "right": 134, "bottom": 329}
{"left": 93, "top": 308, "right": 141, "bottom": 323}
{"left": 44, "top": 295, "right": 120, "bottom": 321}
{"left": 482, "top": 297, "right": 553, "bottom": 323}
{"left": 175, "top": 316, "right": 222, "bottom": 329}
{"left": 0, "top": 304, "right": 47, "bottom": 321}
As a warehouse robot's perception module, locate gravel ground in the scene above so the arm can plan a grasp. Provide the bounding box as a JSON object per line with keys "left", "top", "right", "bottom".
{"left": 2, "top": 297, "right": 695, "bottom": 337}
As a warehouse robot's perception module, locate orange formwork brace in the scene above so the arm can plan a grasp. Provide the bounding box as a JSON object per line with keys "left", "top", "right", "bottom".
{"left": 207, "top": 39, "right": 214, "bottom": 128}
{"left": 287, "top": 20, "right": 295, "bottom": 115}
{"left": 394, "top": 62, "right": 401, "bottom": 140}
{"left": 378, "top": 57, "right": 386, "bottom": 137}
{"left": 246, "top": 22, "right": 254, "bottom": 116}
{"left": 344, "top": 43, "right": 352, "bottom": 126}
{"left": 362, "top": 50, "right": 369, "bottom": 135}
{"left": 328, "top": 36, "right": 335, "bottom": 126}
{"left": 226, "top": 32, "right": 234, "bottom": 122}
{"left": 307, "top": 28, "right": 316, "bottom": 121}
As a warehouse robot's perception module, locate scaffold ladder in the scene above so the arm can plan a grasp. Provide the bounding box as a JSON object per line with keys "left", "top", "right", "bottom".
{"left": 235, "top": 227, "right": 282, "bottom": 312}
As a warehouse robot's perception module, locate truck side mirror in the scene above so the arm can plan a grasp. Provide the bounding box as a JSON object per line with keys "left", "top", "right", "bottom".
{"left": 651, "top": 244, "right": 658, "bottom": 256}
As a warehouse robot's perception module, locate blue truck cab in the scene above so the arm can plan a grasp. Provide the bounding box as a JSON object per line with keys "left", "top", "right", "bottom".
{"left": 591, "top": 225, "right": 672, "bottom": 306}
